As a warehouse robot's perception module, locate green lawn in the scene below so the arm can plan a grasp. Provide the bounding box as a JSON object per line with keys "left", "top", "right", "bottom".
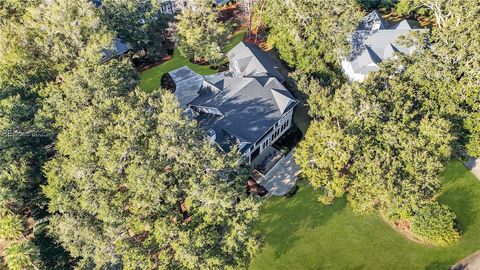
{"left": 250, "top": 161, "right": 480, "bottom": 270}
{"left": 139, "top": 31, "right": 246, "bottom": 92}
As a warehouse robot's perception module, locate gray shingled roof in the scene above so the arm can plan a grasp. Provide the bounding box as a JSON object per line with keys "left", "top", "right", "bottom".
{"left": 189, "top": 76, "right": 296, "bottom": 150}
{"left": 227, "top": 42, "right": 285, "bottom": 82}
{"left": 169, "top": 67, "right": 204, "bottom": 107}
{"left": 170, "top": 41, "right": 297, "bottom": 153}
{"left": 101, "top": 38, "right": 131, "bottom": 62}
{"left": 358, "top": 9, "right": 389, "bottom": 31}
{"left": 344, "top": 10, "right": 429, "bottom": 78}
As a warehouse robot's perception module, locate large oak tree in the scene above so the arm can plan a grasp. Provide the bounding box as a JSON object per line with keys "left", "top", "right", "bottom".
{"left": 262, "top": 0, "right": 363, "bottom": 76}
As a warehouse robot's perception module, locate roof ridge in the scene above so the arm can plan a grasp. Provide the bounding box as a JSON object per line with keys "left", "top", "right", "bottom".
{"left": 365, "top": 46, "right": 382, "bottom": 63}
{"left": 271, "top": 88, "right": 295, "bottom": 114}
{"left": 395, "top": 19, "right": 412, "bottom": 30}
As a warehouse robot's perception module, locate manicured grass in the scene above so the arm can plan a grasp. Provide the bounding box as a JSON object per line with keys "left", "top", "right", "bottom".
{"left": 225, "top": 30, "right": 247, "bottom": 52}
{"left": 250, "top": 161, "right": 480, "bottom": 270}
{"left": 139, "top": 31, "right": 246, "bottom": 92}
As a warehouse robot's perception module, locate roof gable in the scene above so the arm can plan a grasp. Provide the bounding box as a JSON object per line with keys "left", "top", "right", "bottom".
{"left": 358, "top": 10, "right": 389, "bottom": 31}
{"left": 383, "top": 43, "right": 400, "bottom": 58}
{"left": 395, "top": 19, "right": 412, "bottom": 30}
{"left": 344, "top": 11, "right": 429, "bottom": 80}
{"left": 271, "top": 88, "right": 295, "bottom": 114}
{"left": 227, "top": 42, "right": 284, "bottom": 82}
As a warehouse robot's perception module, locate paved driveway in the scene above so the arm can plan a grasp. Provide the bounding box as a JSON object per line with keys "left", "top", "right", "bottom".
{"left": 257, "top": 150, "right": 301, "bottom": 196}
{"left": 465, "top": 157, "right": 480, "bottom": 180}
{"left": 451, "top": 250, "right": 480, "bottom": 270}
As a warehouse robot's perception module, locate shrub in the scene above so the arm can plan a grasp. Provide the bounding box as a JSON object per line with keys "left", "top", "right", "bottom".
{"left": 394, "top": 0, "right": 413, "bottom": 16}
{"left": 357, "top": 0, "right": 394, "bottom": 10}
{"left": 410, "top": 202, "right": 460, "bottom": 246}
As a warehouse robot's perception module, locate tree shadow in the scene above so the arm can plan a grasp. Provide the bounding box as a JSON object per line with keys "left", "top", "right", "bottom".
{"left": 258, "top": 184, "right": 346, "bottom": 258}
{"left": 356, "top": 0, "right": 395, "bottom": 10}
{"left": 34, "top": 232, "right": 74, "bottom": 270}
{"left": 425, "top": 260, "right": 452, "bottom": 270}
{"left": 438, "top": 184, "right": 479, "bottom": 234}
{"left": 440, "top": 161, "right": 468, "bottom": 185}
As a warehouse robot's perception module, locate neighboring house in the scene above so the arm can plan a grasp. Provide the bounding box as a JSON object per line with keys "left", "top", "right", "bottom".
{"left": 169, "top": 42, "right": 298, "bottom": 163}
{"left": 101, "top": 38, "right": 132, "bottom": 62}
{"left": 159, "top": 0, "right": 183, "bottom": 14}
{"left": 342, "top": 10, "right": 429, "bottom": 82}
{"left": 160, "top": 0, "right": 231, "bottom": 14}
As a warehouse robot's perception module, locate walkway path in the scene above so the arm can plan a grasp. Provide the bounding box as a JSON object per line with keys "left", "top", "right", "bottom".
{"left": 465, "top": 157, "right": 480, "bottom": 180}
{"left": 257, "top": 150, "right": 301, "bottom": 196}
{"left": 451, "top": 250, "right": 480, "bottom": 270}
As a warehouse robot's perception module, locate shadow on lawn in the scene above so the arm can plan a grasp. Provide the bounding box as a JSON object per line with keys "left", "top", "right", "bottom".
{"left": 259, "top": 184, "right": 346, "bottom": 258}
{"left": 425, "top": 260, "right": 452, "bottom": 270}
{"left": 439, "top": 162, "right": 480, "bottom": 234}
{"left": 441, "top": 185, "right": 479, "bottom": 233}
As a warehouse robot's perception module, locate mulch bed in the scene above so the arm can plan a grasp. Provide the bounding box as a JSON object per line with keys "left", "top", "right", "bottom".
{"left": 382, "top": 215, "right": 431, "bottom": 246}
{"left": 219, "top": 3, "right": 239, "bottom": 22}
{"left": 138, "top": 55, "right": 172, "bottom": 72}
{"left": 191, "top": 59, "right": 210, "bottom": 66}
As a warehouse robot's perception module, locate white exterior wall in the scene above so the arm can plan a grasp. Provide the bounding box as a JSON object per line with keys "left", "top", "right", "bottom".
{"left": 341, "top": 59, "right": 366, "bottom": 83}
{"left": 244, "top": 107, "right": 294, "bottom": 162}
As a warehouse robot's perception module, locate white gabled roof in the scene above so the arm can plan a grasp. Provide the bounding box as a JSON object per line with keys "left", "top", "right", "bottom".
{"left": 383, "top": 43, "right": 400, "bottom": 58}
{"left": 344, "top": 11, "right": 429, "bottom": 82}
{"left": 395, "top": 19, "right": 412, "bottom": 30}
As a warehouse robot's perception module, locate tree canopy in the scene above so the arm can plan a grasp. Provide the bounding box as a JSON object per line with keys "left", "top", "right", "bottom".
{"left": 262, "top": 0, "right": 363, "bottom": 76}
{"left": 0, "top": 0, "right": 113, "bottom": 268}
{"left": 99, "top": 0, "right": 173, "bottom": 62}
{"left": 293, "top": 58, "right": 460, "bottom": 245}
{"left": 175, "top": 0, "right": 230, "bottom": 65}
{"left": 42, "top": 59, "right": 260, "bottom": 269}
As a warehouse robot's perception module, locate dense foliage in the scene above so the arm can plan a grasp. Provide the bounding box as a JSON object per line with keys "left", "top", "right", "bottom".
{"left": 175, "top": 0, "right": 229, "bottom": 65}
{"left": 99, "top": 0, "right": 173, "bottom": 62}
{"left": 0, "top": 0, "right": 112, "bottom": 268}
{"left": 293, "top": 58, "right": 460, "bottom": 245}
{"left": 1, "top": 1, "right": 261, "bottom": 269}
{"left": 42, "top": 59, "right": 260, "bottom": 268}
{"left": 262, "top": 0, "right": 363, "bottom": 76}
{"left": 410, "top": 202, "right": 460, "bottom": 246}
{"left": 294, "top": 0, "right": 479, "bottom": 246}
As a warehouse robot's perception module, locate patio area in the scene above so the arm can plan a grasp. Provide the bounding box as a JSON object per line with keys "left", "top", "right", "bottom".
{"left": 251, "top": 146, "right": 284, "bottom": 176}
{"left": 256, "top": 150, "right": 301, "bottom": 196}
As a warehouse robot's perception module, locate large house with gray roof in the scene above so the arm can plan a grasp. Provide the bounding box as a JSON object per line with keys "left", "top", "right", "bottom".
{"left": 169, "top": 42, "right": 297, "bottom": 163}
{"left": 342, "top": 10, "right": 429, "bottom": 82}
